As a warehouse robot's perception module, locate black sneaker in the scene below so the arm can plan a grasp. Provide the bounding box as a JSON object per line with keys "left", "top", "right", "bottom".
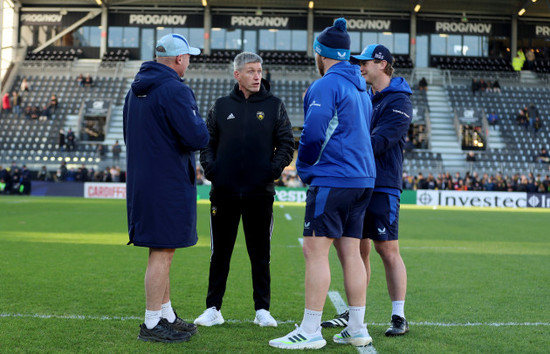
{"left": 138, "top": 318, "right": 192, "bottom": 343}
{"left": 168, "top": 312, "right": 198, "bottom": 335}
{"left": 385, "top": 315, "right": 409, "bottom": 336}
{"left": 321, "top": 310, "right": 349, "bottom": 328}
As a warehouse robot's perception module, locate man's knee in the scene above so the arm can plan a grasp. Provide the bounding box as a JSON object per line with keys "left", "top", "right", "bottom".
{"left": 373, "top": 241, "right": 400, "bottom": 260}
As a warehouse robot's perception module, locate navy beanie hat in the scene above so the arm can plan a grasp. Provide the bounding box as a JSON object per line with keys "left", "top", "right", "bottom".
{"left": 313, "top": 18, "right": 351, "bottom": 60}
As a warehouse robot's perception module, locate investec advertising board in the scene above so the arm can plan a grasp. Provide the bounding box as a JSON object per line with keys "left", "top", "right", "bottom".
{"left": 416, "top": 190, "right": 530, "bottom": 208}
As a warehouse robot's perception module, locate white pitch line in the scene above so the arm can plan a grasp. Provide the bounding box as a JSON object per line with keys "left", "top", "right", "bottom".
{"left": 298, "top": 237, "right": 303, "bottom": 246}
{"left": 284, "top": 213, "right": 292, "bottom": 220}
{"left": 2, "top": 313, "right": 549, "bottom": 327}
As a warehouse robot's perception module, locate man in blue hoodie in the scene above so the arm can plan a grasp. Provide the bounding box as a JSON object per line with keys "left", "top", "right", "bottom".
{"left": 270, "top": 18, "right": 376, "bottom": 350}
{"left": 322, "top": 44, "right": 412, "bottom": 337}
{"left": 123, "top": 33, "right": 209, "bottom": 343}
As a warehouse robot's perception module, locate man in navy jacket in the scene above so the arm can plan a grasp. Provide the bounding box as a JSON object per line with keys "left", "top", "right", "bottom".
{"left": 123, "top": 33, "right": 209, "bottom": 343}
{"left": 322, "top": 44, "right": 412, "bottom": 337}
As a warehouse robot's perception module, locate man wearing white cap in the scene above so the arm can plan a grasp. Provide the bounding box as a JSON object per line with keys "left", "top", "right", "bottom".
{"left": 123, "top": 33, "right": 208, "bottom": 343}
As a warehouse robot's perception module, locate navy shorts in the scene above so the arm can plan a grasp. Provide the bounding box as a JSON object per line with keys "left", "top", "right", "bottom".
{"left": 303, "top": 186, "right": 373, "bottom": 239}
{"left": 363, "top": 192, "right": 400, "bottom": 241}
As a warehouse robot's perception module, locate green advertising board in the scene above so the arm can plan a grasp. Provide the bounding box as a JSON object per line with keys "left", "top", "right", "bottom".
{"left": 198, "top": 185, "right": 417, "bottom": 204}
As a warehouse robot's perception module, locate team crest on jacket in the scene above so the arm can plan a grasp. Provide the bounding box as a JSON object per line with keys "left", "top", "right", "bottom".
{"left": 256, "top": 111, "right": 265, "bottom": 120}
{"left": 211, "top": 206, "right": 217, "bottom": 216}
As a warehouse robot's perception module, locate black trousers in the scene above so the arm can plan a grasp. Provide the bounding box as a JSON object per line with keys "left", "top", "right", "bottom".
{"left": 206, "top": 194, "right": 274, "bottom": 311}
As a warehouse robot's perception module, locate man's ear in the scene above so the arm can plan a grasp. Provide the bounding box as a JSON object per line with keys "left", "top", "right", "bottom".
{"left": 233, "top": 70, "right": 239, "bottom": 80}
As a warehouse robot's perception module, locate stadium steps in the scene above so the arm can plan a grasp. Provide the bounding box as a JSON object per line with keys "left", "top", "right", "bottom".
{"left": 486, "top": 128, "right": 506, "bottom": 149}
{"left": 426, "top": 86, "right": 467, "bottom": 172}
{"left": 519, "top": 70, "right": 541, "bottom": 85}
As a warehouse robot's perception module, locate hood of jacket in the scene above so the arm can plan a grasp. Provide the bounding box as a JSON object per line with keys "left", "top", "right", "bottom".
{"left": 325, "top": 61, "right": 367, "bottom": 93}
{"left": 369, "top": 77, "right": 412, "bottom": 101}
{"left": 131, "top": 61, "right": 181, "bottom": 96}
{"left": 229, "top": 81, "right": 274, "bottom": 103}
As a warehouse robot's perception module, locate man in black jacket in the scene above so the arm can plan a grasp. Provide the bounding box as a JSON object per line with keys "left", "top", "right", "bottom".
{"left": 196, "top": 52, "right": 294, "bottom": 328}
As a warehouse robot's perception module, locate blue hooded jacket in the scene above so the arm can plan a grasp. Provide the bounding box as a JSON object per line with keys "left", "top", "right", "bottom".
{"left": 123, "top": 61, "right": 209, "bottom": 248}
{"left": 368, "top": 77, "right": 413, "bottom": 194}
{"left": 297, "top": 61, "right": 376, "bottom": 188}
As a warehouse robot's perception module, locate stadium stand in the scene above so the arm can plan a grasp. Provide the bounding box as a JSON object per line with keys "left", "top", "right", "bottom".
{"left": 446, "top": 84, "right": 550, "bottom": 176}
{"left": 0, "top": 73, "right": 128, "bottom": 170}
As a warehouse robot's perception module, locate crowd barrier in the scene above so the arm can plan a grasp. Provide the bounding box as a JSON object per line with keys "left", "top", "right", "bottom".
{"left": 23, "top": 182, "right": 550, "bottom": 209}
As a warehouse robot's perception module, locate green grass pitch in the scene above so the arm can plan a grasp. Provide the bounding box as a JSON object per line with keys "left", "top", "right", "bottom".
{"left": 0, "top": 196, "right": 549, "bottom": 353}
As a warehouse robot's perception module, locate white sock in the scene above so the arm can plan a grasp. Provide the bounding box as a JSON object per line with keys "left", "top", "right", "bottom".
{"left": 300, "top": 308, "right": 322, "bottom": 335}
{"left": 161, "top": 301, "right": 176, "bottom": 323}
{"left": 144, "top": 309, "right": 162, "bottom": 329}
{"left": 348, "top": 306, "right": 365, "bottom": 332}
{"left": 392, "top": 301, "right": 405, "bottom": 318}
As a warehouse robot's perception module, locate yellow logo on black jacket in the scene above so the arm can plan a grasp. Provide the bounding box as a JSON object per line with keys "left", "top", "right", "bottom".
{"left": 256, "top": 111, "right": 265, "bottom": 120}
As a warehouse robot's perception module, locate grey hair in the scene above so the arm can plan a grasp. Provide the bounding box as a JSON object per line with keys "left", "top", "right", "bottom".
{"left": 233, "top": 52, "right": 263, "bottom": 71}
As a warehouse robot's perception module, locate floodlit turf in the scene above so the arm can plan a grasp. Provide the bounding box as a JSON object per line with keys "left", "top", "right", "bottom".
{"left": 0, "top": 196, "right": 549, "bottom": 353}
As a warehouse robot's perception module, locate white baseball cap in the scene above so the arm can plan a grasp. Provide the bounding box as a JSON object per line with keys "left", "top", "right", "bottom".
{"left": 155, "top": 33, "right": 200, "bottom": 57}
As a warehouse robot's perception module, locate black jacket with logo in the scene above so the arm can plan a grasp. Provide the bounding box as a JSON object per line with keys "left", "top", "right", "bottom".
{"left": 200, "top": 82, "right": 294, "bottom": 197}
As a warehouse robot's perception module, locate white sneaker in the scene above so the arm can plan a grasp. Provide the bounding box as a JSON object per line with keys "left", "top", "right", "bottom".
{"left": 333, "top": 325, "right": 373, "bottom": 347}
{"left": 194, "top": 307, "right": 224, "bottom": 327}
{"left": 269, "top": 324, "right": 326, "bottom": 350}
{"left": 254, "top": 309, "right": 277, "bottom": 327}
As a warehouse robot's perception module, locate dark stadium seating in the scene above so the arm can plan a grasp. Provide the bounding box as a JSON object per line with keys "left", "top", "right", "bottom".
{"left": 0, "top": 75, "right": 127, "bottom": 168}
{"left": 432, "top": 55, "right": 513, "bottom": 72}
{"left": 446, "top": 84, "right": 550, "bottom": 174}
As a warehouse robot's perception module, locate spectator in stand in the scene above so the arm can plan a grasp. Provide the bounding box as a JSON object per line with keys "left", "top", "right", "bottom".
{"left": 84, "top": 73, "right": 94, "bottom": 88}
{"left": 96, "top": 144, "right": 106, "bottom": 158}
{"left": 39, "top": 105, "right": 51, "bottom": 121}
{"left": 525, "top": 49, "right": 535, "bottom": 71}
{"left": 112, "top": 139, "right": 122, "bottom": 164}
{"left": 102, "top": 167, "right": 112, "bottom": 182}
{"left": 516, "top": 108, "right": 527, "bottom": 127}
{"left": 471, "top": 78, "right": 479, "bottom": 96}
{"left": 20, "top": 165, "right": 31, "bottom": 195}
{"left": 48, "top": 94, "right": 58, "bottom": 113}
{"left": 512, "top": 50, "right": 525, "bottom": 71}
{"left": 20, "top": 77, "right": 30, "bottom": 92}
{"left": 12, "top": 91, "right": 22, "bottom": 117}
{"left": 418, "top": 77, "right": 428, "bottom": 91}
{"left": 66, "top": 128, "right": 76, "bottom": 151}
{"left": 0, "top": 165, "right": 10, "bottom": 194}
{"left": 10, "top": 167, "right": 21, "bottom": 194}
{"left": 76, "top": 74, "right": 84, "bottom": 87}
{"left": 285, "top": 174, "right": 304, "bottom": 188}
{"left": 58, "top": 129, "right": 65, "bottom": 151}
{"left": 543, "top": 175, "right": 550, "bottom": 193}
{"left": 492, "top": 80, "right": 501, "bottom": 94}
{"left": 478, "top": 79, "right": 488, "bottom": 95}
{"left": 466, "top": 151, "right": 476, "bottom": 162}
{"left": 37, "top": 166, "right": 48, "bottom": 181}
{"left": 533, "top": 116, "right": 542, "bottom": 135}
{"left": 416, "top": 172, "right": 427, "bottom": 189}
{"left": 110, "top": 166, "right": 120, "bottom": 182}
{"left": 484, "top": 176, "right": 496, "bottom": 191}
{"left": 425, "top": 173, "right": 436, "bottom": 189}
{"left": 517, "top": 175, "right": 529, "bottom": 192}
{"left": 56, "top": 161, "right": 68, "bottom": 182}
{"left": 2, "top": 93, "right": 11, "bottom": 116}
{"left": 527, "top": 103, "right": 539, "bottom": 130}
{"left": 535, "top": 148, "right": 550, "bottom": 163}
{"left": 487, "top": 112, "right": 499, "bottom": 129}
